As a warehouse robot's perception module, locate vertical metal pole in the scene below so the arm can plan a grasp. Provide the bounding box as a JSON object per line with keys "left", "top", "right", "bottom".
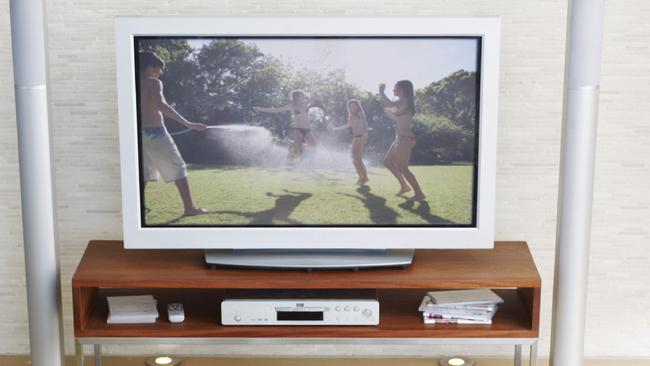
{"left": 94, "top": 344, "right": 102, "bottom": 366}
{"left": 550, "top": 1, "right": 605, "bottom": 366}
{"left": 530, "top": 341, "right": 538, "bottom": 366}
{"left": 75, "top": 341, "right": 84, "bottom": 366}
{"left": 9, "top": 1, "right": 64, "bottom": 366}
{"left": 514, "top": 344, "right": 522, "bottom": 366}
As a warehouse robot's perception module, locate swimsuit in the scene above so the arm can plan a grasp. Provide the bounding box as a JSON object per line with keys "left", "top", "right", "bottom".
{"left": 142, "top": 126, "right": 167, "bottom": 140}
{"left": 394, "top": 134, "right": 416, "bottom": 151}
{"left": 291, "top": 105, "right": 311, "bottom": 130}
{"left": 293, "top": 127, "right": 311, "bottom": 137}
{"left": 395, "top": 108, "right": 415, "bottom": 143}
{"left": 353, "top": 131, "right": 368, "bottom": 139}
{"left": 350, "top": 115, "right": 368, "bottom": 139}
{"left": 394, "top": 106, "right": 411, "bottom": 117}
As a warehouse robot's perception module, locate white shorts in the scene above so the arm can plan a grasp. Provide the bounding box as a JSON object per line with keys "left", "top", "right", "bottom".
{"left": 141, "top": 127, "right": 187, "bottom": 183}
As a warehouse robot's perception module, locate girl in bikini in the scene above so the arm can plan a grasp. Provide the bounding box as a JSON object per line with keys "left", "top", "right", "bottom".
{"left": 330, "top": 99, "right": 370, "bottom": 185}
{"left": 254, "top": 90, "right": 318, "bottom": 158}
{"left": 379, "top": 80, "right": 425, "bottom": 201}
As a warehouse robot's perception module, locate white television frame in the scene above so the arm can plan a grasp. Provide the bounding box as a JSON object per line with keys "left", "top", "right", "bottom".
{"left": 115, "top": 17, "right": 500, "bottom": 249}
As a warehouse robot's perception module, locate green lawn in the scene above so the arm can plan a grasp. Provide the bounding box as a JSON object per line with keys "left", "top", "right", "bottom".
{"left": 144, "top": 165, "right": 474, "bottom": 226}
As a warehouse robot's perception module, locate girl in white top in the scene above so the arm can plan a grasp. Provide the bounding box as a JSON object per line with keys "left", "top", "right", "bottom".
{"left": 331, "top": 99, "right": 370, "bottom": 185}
{"left": 379, "top": 80, "right": 425, "bottom": 201}
{"left": 254, "top": 90, "right": 318, "bottom": 157}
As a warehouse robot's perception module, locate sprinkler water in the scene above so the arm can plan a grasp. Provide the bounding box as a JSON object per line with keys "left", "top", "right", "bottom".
{"left": 174, "top": 124, "right": 370, "bottom": 170}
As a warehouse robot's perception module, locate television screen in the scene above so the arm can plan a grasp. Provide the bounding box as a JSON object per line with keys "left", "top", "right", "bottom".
{"left": 116, "top": 17, "right": 498, "bottom": 249}
{"left": 135, "top": 36, "right": 481, "bottom": 228}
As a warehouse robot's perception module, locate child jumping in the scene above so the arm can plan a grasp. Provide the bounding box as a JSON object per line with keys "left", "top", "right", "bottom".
{"left": 254, "top": 90, "right": 318, "bottom": 158}
{"left": 139, "top": 51, "right": 207, "bottom": 216}
{"left": 379, "top": 80, "right": 425, "bottom": 201}
{"left": 330, "top": 99, "right": 369, "bottom": 185}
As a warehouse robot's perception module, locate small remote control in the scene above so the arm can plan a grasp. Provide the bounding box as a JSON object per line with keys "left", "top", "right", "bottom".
{"left": 167, "top": 303, "right": 185, "bottom": 323}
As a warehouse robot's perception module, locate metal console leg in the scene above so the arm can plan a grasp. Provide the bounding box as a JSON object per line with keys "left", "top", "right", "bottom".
{"left": 94, "top": 344, "right": 102, "bottom": 366}
{"left": 75, "top": 340, "right": 84, "bottom": 366}
{"left": 514, "top": 344, "right": 522, "bottom": 366}
{"left": 530, "top": 340, "right": 538, "bottom": 366}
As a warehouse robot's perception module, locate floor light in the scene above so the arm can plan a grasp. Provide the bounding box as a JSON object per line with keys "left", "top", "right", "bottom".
{"left": 145, "top": 356, "right": 182, "bottom": 366}
{"left": 438, "top": 356, "right": 474, "bottom": 366}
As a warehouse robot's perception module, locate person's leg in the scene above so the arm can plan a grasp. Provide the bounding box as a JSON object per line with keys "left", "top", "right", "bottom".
{"left": 384, "top": 141, "right": 410, "bottom": 194}
{"left": 353, "top": 138, "right": 369, "bottom": 184}
{"left": 142, "top": 181, "right": 151, "bottom": 213}
{"left": 395, "top": 138, "right": 425, "bottom": 200}
{"left": 292, "top": 129, "right": 304, "bottom": 156}
{"left": 304, "top": 131, "right": 316, "bottom": 146}
{"left": 152, "top": 132, "right": 207, "bottom": 216}
{"left": 174, "top": 177, "right": 207, "bottom": 216}
{"left": 351, "top": 139, "right": 363, "bottom": 183}
{"left": 141, "top": 143, "right": 159, "bottom": 214}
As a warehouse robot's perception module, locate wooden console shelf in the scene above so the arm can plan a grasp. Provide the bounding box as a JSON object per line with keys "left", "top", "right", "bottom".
{"left": 72, "top": 241, "right": 541, "bottom": 366}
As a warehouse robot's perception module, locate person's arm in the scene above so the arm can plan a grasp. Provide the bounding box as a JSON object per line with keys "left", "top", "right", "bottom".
{"left": 153, "top": 80, "right": 206, "bottom": 131}
{"left": 384, "top": 108, "right": 399, "bottom": 123}
{"left": 378, "top": 83, "right": 400, "bottom": 108}
{"left": 330, "top": 120, "right": 351, "bottom": 131}
{"left": 254, "top": 104, "right": 293, "bottom": 113}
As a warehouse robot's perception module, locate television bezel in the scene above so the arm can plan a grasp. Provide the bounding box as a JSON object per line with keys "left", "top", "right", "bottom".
{"left": 115, "top": 17, "right": 500, "bottom": 249}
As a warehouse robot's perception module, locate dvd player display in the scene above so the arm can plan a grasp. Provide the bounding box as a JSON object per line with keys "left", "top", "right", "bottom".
{"left": 221, "top": 289, "right": 379, "bottom": 325}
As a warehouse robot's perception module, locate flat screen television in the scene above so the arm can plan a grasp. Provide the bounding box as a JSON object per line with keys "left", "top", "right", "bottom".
{"left": 115, "top": 17, "right": 500, "bottom": 268}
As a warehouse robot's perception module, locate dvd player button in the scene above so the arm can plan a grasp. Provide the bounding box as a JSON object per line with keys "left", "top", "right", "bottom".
{"left": 234, "top": 316, "right": 241, "bottom": 322}
{"left": 362, "top": 309, "right": 372, "bottom": 318}
{"left": 344, "top": 306, "right": 350, "bottom": 311}
{"left": 335, "top": 306, "right": 341, "bottom": 312}
{"left": 353, "top": 306, "right": 359, "bottom": 312}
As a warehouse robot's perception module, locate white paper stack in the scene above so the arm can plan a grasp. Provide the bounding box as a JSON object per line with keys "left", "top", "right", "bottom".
{"left": 106, "top": 295, "right": 159, "bottom": 324}
{"left": 419, "top": 289, "right": 503, "bottom": 324}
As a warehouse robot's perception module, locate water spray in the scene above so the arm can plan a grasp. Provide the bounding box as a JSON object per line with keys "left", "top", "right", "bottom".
{"left": 173, "top": 123, "right": 371, "bottom": 170}
{"left": 169, "top": 125, "right": 225, "bottom": 137}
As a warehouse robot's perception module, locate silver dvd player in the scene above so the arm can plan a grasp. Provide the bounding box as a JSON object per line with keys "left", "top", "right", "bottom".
{"left": 221, "top": 289, "right": 379, "bottom": 325}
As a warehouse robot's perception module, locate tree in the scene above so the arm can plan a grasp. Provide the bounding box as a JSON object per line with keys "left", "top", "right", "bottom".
{"left": 411, "top": 113, "right": 474, "bottom": 163}
{"left": 416, "top": 70, "right": 478, "bottom": 130}
{"left": 139, "top": 39, "right": 479, "bottom": 165}
{"left": 138, "top": 39, "right": 201, "bottom": 127}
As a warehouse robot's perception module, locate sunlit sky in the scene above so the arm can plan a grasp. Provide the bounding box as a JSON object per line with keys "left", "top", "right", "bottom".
{"left": 189, "top": 38, "right": 479, "bottom": 92}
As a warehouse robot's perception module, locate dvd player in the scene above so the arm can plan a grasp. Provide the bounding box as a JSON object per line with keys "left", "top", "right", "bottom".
{"left": 221, "top": 289, "right": 379, "bottom": 325}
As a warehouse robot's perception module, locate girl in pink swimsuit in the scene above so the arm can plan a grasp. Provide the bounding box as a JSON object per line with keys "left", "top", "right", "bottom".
{"left": 378, "top": 80, "right": 425, "bottom": 201}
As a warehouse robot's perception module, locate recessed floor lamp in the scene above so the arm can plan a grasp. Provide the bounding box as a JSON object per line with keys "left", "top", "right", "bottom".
{"left": 9, "top": 1, "right": 603, "bottom": 366}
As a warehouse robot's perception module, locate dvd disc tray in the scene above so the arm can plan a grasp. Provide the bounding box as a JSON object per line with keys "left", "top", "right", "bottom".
{"left": 221, "top": 289, "right": 379, "bottom": 326}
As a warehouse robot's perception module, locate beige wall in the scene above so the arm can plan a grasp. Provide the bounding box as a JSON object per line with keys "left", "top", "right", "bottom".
{"left": 1, "top": 0, "right": 649, "bottom": 358}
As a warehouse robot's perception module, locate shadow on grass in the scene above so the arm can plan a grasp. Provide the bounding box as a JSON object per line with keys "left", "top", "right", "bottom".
{"left": 338, "top": 185, "right": 400, "bottom": 225}
{"left": 189, "top": 189, "right": 313, "bottom": 225}
{"left": 397, "top": 199, "right": 455, "bottom": 225}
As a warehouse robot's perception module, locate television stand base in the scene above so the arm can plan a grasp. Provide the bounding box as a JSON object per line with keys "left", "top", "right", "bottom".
{"left": 204, "top": 249, "right": 415, "bottom": 270}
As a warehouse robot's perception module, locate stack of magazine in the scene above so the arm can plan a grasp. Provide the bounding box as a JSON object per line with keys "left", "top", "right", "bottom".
{"left": 419, "top": 289, "right": 503, "bottom": 324}
{"left": 106, "top": 295, "right": 159, "bottom": 324}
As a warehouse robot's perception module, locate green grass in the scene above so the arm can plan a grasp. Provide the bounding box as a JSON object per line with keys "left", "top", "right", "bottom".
{"left": 144, "top": 165, "right": 474, "bottom": 226}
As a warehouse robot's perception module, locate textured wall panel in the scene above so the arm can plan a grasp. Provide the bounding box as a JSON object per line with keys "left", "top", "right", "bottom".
{"left": 0, "top": 0, "right": 648, "bottom": 358}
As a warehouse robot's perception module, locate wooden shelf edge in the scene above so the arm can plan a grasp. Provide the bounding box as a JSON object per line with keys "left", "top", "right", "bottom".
{"left": 72, "top": 241, "right": 541, "bottom": 342}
